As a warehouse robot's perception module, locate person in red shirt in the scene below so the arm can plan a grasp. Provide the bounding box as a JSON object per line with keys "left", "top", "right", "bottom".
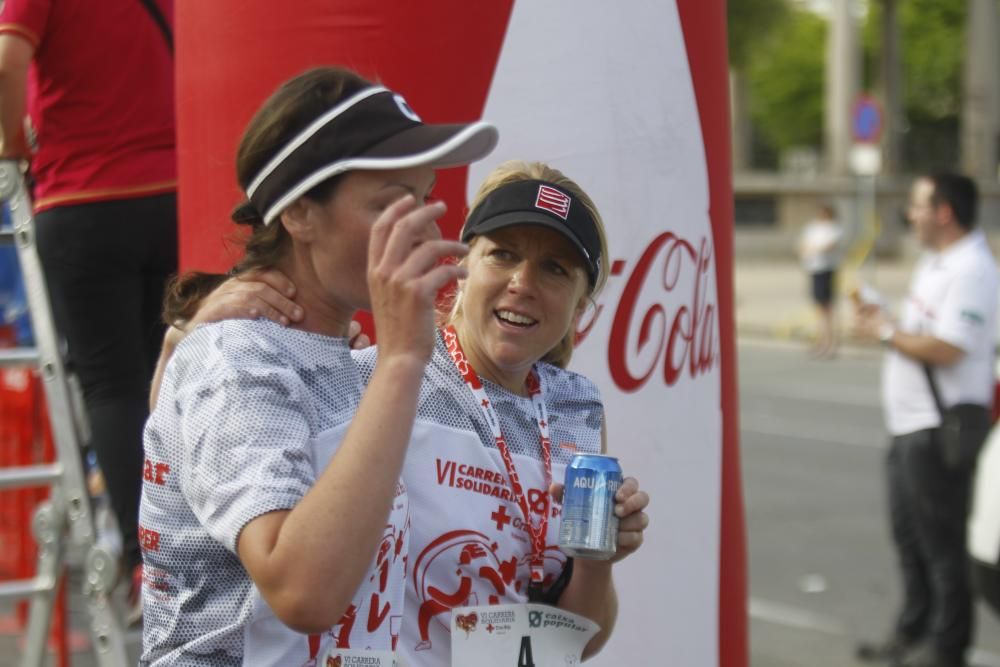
{"left": 0, "top": 0, "right": 177, "bottom": 624}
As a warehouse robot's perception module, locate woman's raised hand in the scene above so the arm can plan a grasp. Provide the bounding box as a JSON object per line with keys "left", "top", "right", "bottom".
{"left": 367, "top": 195, "right": 467, "bottom": 366}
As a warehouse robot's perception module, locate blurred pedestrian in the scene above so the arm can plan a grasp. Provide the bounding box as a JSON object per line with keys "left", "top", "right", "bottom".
{"left": 798, "top": 202, "right": 843, "bottom": 358}
{"left": 0, "top": 0, "right": 176, "bottom": 624}
{"left": 854, "top": 172, "right": 999, "bottom": 667}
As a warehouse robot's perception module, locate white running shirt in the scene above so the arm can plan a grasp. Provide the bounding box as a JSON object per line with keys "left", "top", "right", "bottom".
{"left": 140, "top": 319, "right": 409, "bottom": 666}
{"left": 354, "top": 332, "right": 604, "bottom": 667}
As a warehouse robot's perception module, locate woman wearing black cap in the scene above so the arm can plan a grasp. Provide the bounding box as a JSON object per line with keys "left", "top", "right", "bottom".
{"left": 158, "top": 158, "right": 650, "bottom": 665}
{"left": 354, "top": 160, "right": 650, "bottom": 666}
{"left": 138, "top": 66, "right": 496, "bottom": 666}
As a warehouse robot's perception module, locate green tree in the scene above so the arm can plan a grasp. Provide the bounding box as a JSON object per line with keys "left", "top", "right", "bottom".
{"left": 727, "top": 0, "right": 789, "bottom": 70}
{"left": 735, "top": 0, "right": 966, "bottom": 171}
{"left": 864, "top": 0, "right": 967, "bottom": 169}
{"left": 898, "top": 0, "right": 965, "bottom": 119}
{"left": 728, "top": 0, "right": 791, "bottom": 169}
{"left": 746, "top": 7, "right": 827, "bottom": 156}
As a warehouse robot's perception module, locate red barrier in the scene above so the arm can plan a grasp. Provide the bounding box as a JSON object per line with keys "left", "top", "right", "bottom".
{"left": 0, "top": 365, "right": 69, "bottom": 666}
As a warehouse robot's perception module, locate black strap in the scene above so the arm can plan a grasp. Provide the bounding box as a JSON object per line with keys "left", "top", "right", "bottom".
{"left": 923, "top": 363, "right": 946, "bottom": 418}
{"left": 138, "top": 0, "right": 173, "bottom": 55}
{"left": 534, "top": 558, "right": 574, "bottom": 605}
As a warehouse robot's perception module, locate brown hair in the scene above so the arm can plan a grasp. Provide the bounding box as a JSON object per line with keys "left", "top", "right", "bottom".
{"left": 232, "top": 66, "right": 372, "bottom": 271}
{"left": 443, "top": 161, "right": 610, "bottom": 369}
{"left": 162, "top": 271, "right": 228, "bottom": 327}
{"left": 163, "top": 67, "right": 373, "bottom": 323}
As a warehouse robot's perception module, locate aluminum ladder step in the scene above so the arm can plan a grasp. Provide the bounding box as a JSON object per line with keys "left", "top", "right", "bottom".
{"left": 0, "top": 346, "right": 40, "bottom": 366}
{"left": 0, "top": 463, "right": 63, "bottom": 490}
{"left": 0, "top": 577, "right": 53, "bottom": 601}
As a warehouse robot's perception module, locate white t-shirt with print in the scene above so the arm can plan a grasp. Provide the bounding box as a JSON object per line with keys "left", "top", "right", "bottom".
{"left": 140, "top": 319, "right": 409, "bottom": 666}
{"left": 883, "top": 230, "right": 1000, "bottom": 436}
{"left": 354, "top": 332, "right": 604, "bottom": 667}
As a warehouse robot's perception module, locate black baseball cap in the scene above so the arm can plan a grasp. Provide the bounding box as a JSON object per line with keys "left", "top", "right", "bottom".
{"left": 245, "top": 86, "right": 498, "bottom": 224}
{"left": 461, "top": 179, "right": 602, "bottom": 286}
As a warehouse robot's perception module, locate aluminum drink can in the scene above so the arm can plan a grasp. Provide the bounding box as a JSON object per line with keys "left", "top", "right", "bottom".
{"left": 559, "top": 454, "right": 622, "bottom": 560}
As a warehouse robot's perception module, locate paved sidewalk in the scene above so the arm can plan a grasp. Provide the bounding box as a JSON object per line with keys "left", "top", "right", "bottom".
{"left": 734, "top": 255, "right": 916, "bottom": 346}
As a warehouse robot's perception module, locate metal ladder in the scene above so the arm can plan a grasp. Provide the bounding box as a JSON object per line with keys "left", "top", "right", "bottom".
{"left": 0, "top": 160, "right": 128, "bottom": 666}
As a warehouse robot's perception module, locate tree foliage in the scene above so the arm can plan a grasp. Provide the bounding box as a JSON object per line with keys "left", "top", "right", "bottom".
{"left": 733, "top": 0, "right": 967, "bottom": 169}
{"left": 727, "top": 0, "right": 790, "bottom": 70}
{"left": 864, "top": 0, "right": 966, "bottom": 169}
{"left": 746, "top": 6, "right": 826, "bottom": 154}
{"left": 864, "top": 0, "right": 966, "bottom": 120}
{"left": 898, "top": 0, "right": 966, "bottom": 121}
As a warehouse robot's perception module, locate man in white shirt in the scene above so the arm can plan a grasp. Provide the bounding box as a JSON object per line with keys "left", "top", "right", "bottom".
{"left": 854, "top": 172, "right": 999, "bottom": 667}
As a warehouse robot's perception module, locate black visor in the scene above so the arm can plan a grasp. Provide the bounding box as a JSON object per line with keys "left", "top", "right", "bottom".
{"left": 245, "top": 86, "right": 498, "bottom": 224}
{"left": 461, "top": 180, "right": 602, "bottom": 286}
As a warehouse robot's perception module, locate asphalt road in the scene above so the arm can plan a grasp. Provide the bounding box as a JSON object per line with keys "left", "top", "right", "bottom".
{"left": 741, "top": 337, "right": 1000, "bottom": 667}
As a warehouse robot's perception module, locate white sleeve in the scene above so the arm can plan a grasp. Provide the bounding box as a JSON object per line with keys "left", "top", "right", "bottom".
{"left": 932, "top": 267, "right": 997, "bottom": 352}
{"left": 176, "top": 365, "right": 314, "bottom": 553}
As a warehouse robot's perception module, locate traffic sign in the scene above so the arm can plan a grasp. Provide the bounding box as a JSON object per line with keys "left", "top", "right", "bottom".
{"left": 852, "top": 94, "right": 882, "bottom": 143}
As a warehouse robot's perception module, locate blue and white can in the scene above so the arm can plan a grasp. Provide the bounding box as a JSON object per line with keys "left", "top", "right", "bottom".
{"left": 559, "top": 454, "right": 622, "bottom": 560}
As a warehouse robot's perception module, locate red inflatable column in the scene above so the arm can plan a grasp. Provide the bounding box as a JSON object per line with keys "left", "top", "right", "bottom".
{"left": 174, "top": 1, "right": 513, "bottom": 270}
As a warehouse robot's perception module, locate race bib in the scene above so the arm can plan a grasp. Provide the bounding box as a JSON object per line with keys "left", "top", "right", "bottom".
{"left": 316, "top": 648, "right": 405, "bottom": 667}
{"left": 450, "top": 604, "right": 599, "bottom": 667}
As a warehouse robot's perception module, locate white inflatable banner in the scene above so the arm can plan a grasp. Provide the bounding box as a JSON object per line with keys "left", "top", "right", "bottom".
{"left": 468, "top": 3, "right": 721, "bottom": 664}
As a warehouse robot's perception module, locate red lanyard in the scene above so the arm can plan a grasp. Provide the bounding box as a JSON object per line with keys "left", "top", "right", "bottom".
{"left": 442, "top": 326, "right": 553, "bottom": 591}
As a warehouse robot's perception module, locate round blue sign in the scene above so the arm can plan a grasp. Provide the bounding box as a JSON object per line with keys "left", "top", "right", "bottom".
{"left": 852, "top": 96, "right": 882, "bottom": 143}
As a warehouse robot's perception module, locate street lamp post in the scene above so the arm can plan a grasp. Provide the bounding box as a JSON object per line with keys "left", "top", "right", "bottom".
{"left": 825, "top": 0, "right": 860, "bottom": 177}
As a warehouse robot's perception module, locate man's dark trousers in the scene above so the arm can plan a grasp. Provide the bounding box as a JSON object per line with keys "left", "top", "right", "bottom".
{"left": 887, "top": 428, "right": 975, "bottom": 661}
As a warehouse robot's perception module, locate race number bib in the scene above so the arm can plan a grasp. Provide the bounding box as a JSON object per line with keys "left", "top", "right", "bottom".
{"left": 316, "top": 648, "right": 405, "bottom": 667}
{"left": 451, "top": 604, "right": 599, "bottom": 667}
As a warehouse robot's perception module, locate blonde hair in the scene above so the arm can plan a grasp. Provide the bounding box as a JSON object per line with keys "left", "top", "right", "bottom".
{"left": 443, "top": 160, "right": 610, "bottom": 369}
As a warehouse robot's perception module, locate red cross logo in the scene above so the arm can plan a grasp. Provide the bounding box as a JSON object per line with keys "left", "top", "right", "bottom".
{"left": 487, "top": 624, "right": 495, "bottom": 633}
{"left": 481, "top": 398, "right": 490, "bottom": 408}
{"left": 491, "top": 505, "right": 512, "bottom": 531}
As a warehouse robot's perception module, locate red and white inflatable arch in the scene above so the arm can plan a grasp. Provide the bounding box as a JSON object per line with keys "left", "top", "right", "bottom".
{"left": 175, "top": 3, "right": 745, "bottom": 665}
